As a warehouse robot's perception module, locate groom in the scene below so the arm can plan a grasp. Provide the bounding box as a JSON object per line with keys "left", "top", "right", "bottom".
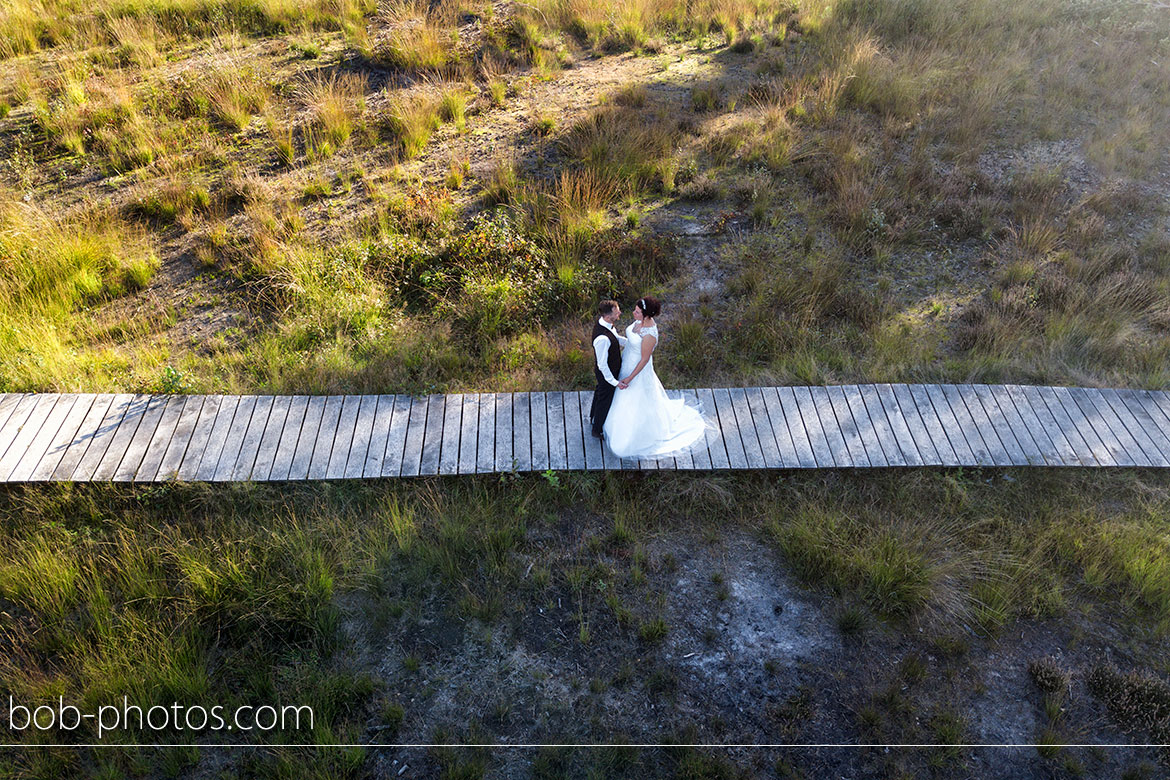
{"left": 589, "top": 299, "right": 626, "bottom": 439}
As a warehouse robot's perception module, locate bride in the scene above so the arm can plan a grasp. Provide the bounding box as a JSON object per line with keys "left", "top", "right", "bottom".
{"left": 603, "top": 296, "right": 707, "bottom": 458}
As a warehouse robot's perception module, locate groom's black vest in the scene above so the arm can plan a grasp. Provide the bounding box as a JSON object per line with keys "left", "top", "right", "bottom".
{"left": 593, "top": 322, "right": 622, "bottom": 384}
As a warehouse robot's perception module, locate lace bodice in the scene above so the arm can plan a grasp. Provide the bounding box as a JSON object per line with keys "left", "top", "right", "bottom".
{"left": 625, "top": 322, "right": 658, "bottom": 345}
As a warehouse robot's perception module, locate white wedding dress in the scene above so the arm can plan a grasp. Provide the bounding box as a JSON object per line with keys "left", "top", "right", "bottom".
{"left": 603, "top": 321, "right": 707, "bottom": 458}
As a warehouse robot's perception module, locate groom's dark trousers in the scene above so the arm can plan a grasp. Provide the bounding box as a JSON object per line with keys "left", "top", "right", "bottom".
{"left": 590, "top": 321, "right": 623, "bottom": 437}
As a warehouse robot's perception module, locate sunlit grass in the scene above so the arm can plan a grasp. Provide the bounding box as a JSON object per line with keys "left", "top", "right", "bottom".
{"left": 0, "top": 193, "right": 161, "bottom": 391}
{"left": 0, "top": 0, "right": 375, "bottom": 58}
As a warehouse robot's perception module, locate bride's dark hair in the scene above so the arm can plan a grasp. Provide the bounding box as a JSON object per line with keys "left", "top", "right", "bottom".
{"left": 636, "top": 296, "right": 661, "bottom": 318}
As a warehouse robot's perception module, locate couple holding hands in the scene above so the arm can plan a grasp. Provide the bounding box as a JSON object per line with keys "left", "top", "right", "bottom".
{"left": 588, "top": 297, "right": 707, "bottom": 460}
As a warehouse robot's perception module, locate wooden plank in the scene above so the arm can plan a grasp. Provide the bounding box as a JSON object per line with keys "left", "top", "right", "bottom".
{"left": 361, "top": 395, "right": 394, "bottom": 478}
{"left": 177, "top": 396, "right": 223, "bottom": 481}
{"left": 683, "top": 389, "right": 713, "bottom": 470}
{"left": 729, "top": 388, "right": 767, "bottom": 468}
{"left": 985, "top": 385, "right": 1048, "bottom": 466}
{"left": 995, "top": 385, "right": 1054, "bottom": 465}
{"left": 211, "top": 396, "right": 256, "bottom": 482}
{"left": 409, "top": 397, "right": 437, "bottom": 477}
{"left": 791, "top": 387, "right": 833, "bottom": 467}
{"left": 673, "top": 413, "right": 695, "bottom": 470}
{"left": 530, "top": 392, "right": 550, "bottom": 471}
{"left": 324, "top": 395, "right": 360, "bottom": 479}
{"left": 962, "top": 384, "right": 1024, "bottom": 466}
{"left": 71, "top": 394, "right": 133, "bottom": 481}
{"left": 923, "top": 385, "right": 978, "bottom": 466}
{"left": 1056, "top": 387, "right": 1127, "bottom": 466}
{"left": 194, "top": 395, "right": 240, "bottom": 481}
{"left": 133, "top": 395, "right": 187, "bottom": 482}
{"left": 344, "top": 395, "right": 378, "bottom": 478}
{"left": 228, "top": 396, "right": 273, "bottom": 481}
{"left": 576, "top": 392, "right": 601, "bottom": 470}
{"left": 111, "top": 395, "right": 169, "bottom": 482}
{"left": 0, "top": 394, "right": 37, "bottom": 465}
{"left": 250, "top": 396, "right": 292, "bottom": 481}
{"left": 512, "top": 393, "right": 532, "bottom": 472}
{"left": 713, "top": 388, "right": 749, "bottom": 469}
{"left": 807, "top": 387, "right": 850, "bottom": 467}
{"left": 902, "top": 384, "right": 957, "bottom": 466}
{"left": 1096, "top": 389, "right": 1168, "bottom": 467}
{"left": 0, "top": 394, "right": 61, "bottom": 480}
{"left": 208, "top": 397, "right": 253, "bottom": 481}
{"left": 827, "top": 386, "right": 869, "bottom": 467}
{"left": 399, "top": 396, "right": 430, "bottom": 477}
{"left": 287, "top": 396, "right": 327, "bottom": 480}
{"left": 457, "top": 394, "right": 479, "bottom": 475}
{"left": 7, "top": 395, "right": 76, "bottom": 482}
{"left": 693, "top": 389, "right": 726, "bottom": 468}
{"left": 939, "top": 385, "right": 995, "bottom": 467}
{"left": 546, "top": 392, "right": 567, "bottom": 470}
{"left": 269, "top": 396, "right": 309, "bottom": 481}
{"left": 155, "top": 396, "right": 205, "bottom": 481}
{"left": 1018, "top": 385, "right": 1085, "bottom": 466}
{"left": 856, "top": 383, "right": 907, "bottom": 463}
{"left": 378, "top": 395, "right": 410, "bottom": 477}
{"left": 1112, "top": 390, "right": 1170, "bottom": 466}
{"left": 745, "top": 388, "right": 783, "bottom": 468}
{"left": 858, "top": 385, "right": 907, "bottom": 467}
{"left": 0, "top": 394, "right": 25, "bottom": 444}
{"left": 673, "top": 390, "right": 700, "bottom": 470}
{"left": 31, "top": 394, "right": 98, "bottom": 481}
{"left": 563, "top": 392, "right": 586, "bottom": 471}
{"left": 766, "top": 387, "right": 807, "bottom": 468}
{"left": 1035, "top": 386, "right": 1106, "bottom": 466}
{"left": 1141, "top": 391, "right": 1170, "bottom": 435}
{"left": 438, "top": 394, "right": 463, "bottom": 475}
{"left": 601, "top": 435, "right": 626, "bottom": 471}
{"left": 1003, "top": 386, "right": 1062, "bottom": 466}
{"left": 420, "top": 395, "right": 447, "bottom": 477}
{"left": 477, "top": 393, "right": 497, "bottom": 474}
{"left": 496, "top": 393, "right": 516, "bottom": 472}
{"left": 1135, "top": 391, "right": 1170, "bottom": 463}
{"left": 306, "top": 395, "right": 344, "bottom": 479}
{"left": 1053, "top": 386, "right": 1118, "bottom": 465}
{"left": 93, "top": 394, "right": 152, "bottom": 481}
{"left": 961, "top": 384, "right": 1021, "bottom": 467}
{"left": 872, "top": 385, "right": 925, "bottom": 467}
{"left": 841, "top": 385, "right": 887, "bottom": 467}
{"left": 54, "top": 395, "right": 116, "bottom": 481}
{"left": 1076, "top": 387, "right": 1152, "bottom": 467}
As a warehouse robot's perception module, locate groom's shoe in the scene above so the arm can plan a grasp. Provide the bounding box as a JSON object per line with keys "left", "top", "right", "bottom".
{"left": 591, "top": 430, "right": 604, "bottom": 439}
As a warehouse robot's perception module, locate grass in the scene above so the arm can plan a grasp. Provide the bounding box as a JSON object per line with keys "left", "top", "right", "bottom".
{"left": 558, "top": 103, "right": 681, "bottom": 196}
{"left": 438, "top": 85, "right": 470, "bottom": 132}
{"left": 385, "top": 91, "right": 440, "bottom": 159}
{"left": 373, "top": 0, "right": 457, "bottom": 72}
{"left": 203, "top": 62, "right": 271, "bottom": 132}
{"left": 298, "top": 70, "right": 367, "bottom": 148}
{"left": 1, "top": 0, "right": 374, "bottom": 58}
{"left": 4, "top": 471, "right": 1131, "bottom": 757}
{"left": 0, "top": 193, "right": 161, "bottom": 391}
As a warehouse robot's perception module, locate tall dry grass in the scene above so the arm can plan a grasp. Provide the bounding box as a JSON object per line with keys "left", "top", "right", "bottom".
{"left": 0, "top": 0, "right": 375, "bottom": 59}
{"left": 0, "top": 192, "right": 161, "bottom": 390}
{"left": 297, "top": 70, "right": 368, "bottom": 148}
{"left": 372, "top": 0, "right": 459, "bottom": 71}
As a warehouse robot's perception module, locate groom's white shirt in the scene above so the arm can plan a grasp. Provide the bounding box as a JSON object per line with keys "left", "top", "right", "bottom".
{"left": 593, "top": 318, "right": 627, "bottom": 387}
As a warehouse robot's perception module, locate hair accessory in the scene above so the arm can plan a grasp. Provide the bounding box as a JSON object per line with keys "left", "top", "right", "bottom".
{"left": 638, "top": 298, "right": 645, "bottom": 310}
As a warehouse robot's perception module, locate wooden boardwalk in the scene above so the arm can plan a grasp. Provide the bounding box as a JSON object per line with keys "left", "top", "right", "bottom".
{"left": 3, "top": 385, "right": 1170, "bottom": 482}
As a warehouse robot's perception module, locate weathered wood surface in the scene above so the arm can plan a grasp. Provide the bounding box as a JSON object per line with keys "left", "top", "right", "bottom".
{"left": 4, "top": 384, "right": 1170, "bottom": 482}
